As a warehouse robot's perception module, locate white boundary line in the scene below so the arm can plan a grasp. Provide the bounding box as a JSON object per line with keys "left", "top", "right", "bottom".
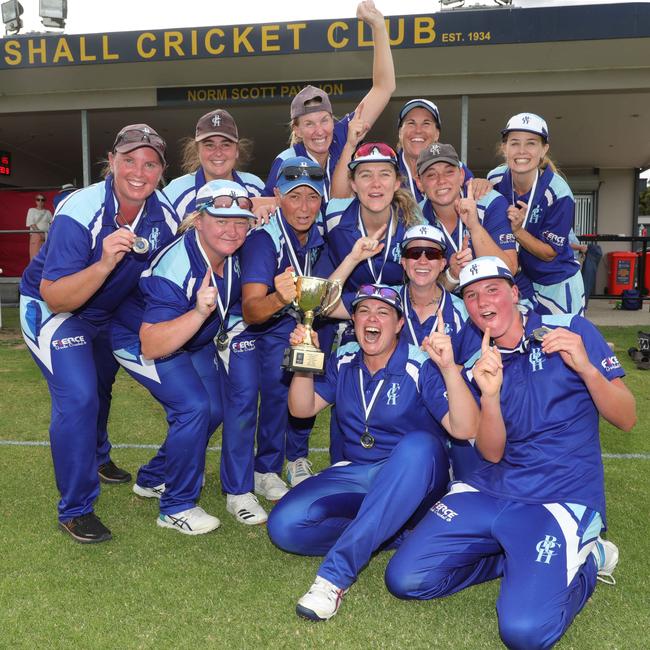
{"left": 0, "top": 439, "right": 649, "bottom": 459}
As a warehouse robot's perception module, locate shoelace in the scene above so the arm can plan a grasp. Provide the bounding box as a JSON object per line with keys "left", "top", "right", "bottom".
{"left": 292, "top": 458, "right": 312, "bottom": 478}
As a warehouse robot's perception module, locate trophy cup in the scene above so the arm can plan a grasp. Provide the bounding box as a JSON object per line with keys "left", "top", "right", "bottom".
{"left": 283, "top": 276, "right": 342, "bottom": 374}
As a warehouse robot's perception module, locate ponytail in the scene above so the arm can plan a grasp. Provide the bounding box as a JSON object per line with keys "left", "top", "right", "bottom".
{"left": 393, "top": 187, "right": 421, "bottom": 228}
{"left": 178, "top": 210, "right": 201, "bottom": 234}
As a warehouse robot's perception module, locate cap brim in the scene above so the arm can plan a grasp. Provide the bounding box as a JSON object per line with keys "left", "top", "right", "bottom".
{"left": 195, "top": 131, "right": 239, "bottom": 143}
{"left": 399, "top": 101, "right": 441, "bottom": 127}
{"left": 400, "top": 236, "right": 446, "bottom": 251}
{"left": 501, "top": 127, "right": 548, "bottom": 142}
{"left": 417, "top": 157, "right": 461, "bottom": 176}
{"left": 348, "top": 157, "right": 398, "bottom": 171}
{"left": 114, "top": 143, "right": 166, "bottom": 164}
{"left": 460, "top": 273, "right": 514, "bottom": 293}
{"left": 277, "top": 179, "right": 324, "bottom": 196}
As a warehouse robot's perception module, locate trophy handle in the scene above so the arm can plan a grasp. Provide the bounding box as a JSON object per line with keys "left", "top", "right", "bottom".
{"left": 320, "top": 280, "right": 342, "bottom": 316}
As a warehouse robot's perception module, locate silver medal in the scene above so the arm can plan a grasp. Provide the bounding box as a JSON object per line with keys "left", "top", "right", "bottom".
{"left": 360, "top": 430, "right": 375, "bottom": 449}
{"left": 132, "top": 236, "right": 150, "bottom": 255}
{"left": 532, "top": 326, "right": 552, "bottom": 342}
{"left": 216, "top": 331, "right": 229, "bottom": 352}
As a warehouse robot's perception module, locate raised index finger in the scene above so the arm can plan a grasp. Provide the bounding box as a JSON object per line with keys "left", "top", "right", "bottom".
{"left": 355, "top": 101, "right": 365, "bottom": 120}
{"left": 466, "top": 179, "right": 474, "bottom": 202}
{"left": 374, "top": 222, "right": 387, "bottom": 241}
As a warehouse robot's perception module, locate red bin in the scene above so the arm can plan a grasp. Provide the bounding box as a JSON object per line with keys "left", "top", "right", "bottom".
{"left": 644, "top": 251, "right": 650, "bottom": 295}
{"left": 607, "top": 251, "right": 637, "bottom": 295}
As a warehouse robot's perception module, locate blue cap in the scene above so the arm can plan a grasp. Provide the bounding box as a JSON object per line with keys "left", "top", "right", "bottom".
{"left": 458, "top": 256, "right": 514, "bottom": 293}
{"left": 398, "top": 99, "right": 441, "bottom": 129}
{"left": 276, "top": 156, "right": 325, "bottom": 196}
{"left": 351, "top": 284, "right": 403, "bottom": 316}
{"left": 195, "top": 179, "right": 255, "bottom": 219}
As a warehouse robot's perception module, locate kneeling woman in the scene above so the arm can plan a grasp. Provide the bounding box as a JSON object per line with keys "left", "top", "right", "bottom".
{"left": 267, "top": 284, "right": 478, "bottom": 621}
{"left": 111, "top": 180, "right": 255, "bottom": 535}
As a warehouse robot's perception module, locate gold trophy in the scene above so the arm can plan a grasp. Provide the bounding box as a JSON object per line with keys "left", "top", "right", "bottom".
{"left": 283, "top": 276, "right": 342, "bottom": 374}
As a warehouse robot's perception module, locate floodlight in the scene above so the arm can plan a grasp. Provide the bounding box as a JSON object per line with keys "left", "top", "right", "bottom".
{"left": 1, "top": 0, "right": 23, "bottom": 34}
{"left": 40, "top": 0, "right": 67, "bottom": 29}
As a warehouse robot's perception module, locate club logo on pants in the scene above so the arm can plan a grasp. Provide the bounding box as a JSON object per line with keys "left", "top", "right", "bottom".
{"left": 535, "top": 535, "right": 561, "bottom": 564}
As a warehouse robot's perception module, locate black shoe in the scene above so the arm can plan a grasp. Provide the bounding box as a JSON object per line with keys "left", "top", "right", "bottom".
{"left": 59, "top": 513, "right": 112, "bottom": 544}
{"left": 98, "top": 460, "right": 132, "bottom": 484}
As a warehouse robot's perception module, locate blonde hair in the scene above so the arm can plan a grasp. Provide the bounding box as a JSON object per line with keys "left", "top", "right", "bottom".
{"left": 178, "top": 210, "right": 201, "bottom": 234}
{"left": 180, "top": 137, "right": 254, "bottom": 175}
{"left": 288, "top": 107, "right": 337, "bottom": 146}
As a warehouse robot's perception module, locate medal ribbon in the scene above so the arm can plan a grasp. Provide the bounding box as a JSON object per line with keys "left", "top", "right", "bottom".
{"left": 403, "top": 286, "right": 447, "bottom": 346}
{"left": 400, "top": 150, "right": 418, "bottom": 199}
{"left": 358, "top": 368, "right": 385, "bottom": 436}
{"left": 114, "top": 194, "right": 145, "bottom": 235}
{"left": 511, "top": 170, "right": 539, "bottom": 251}
{"left": 306, "top": 150, "right": 331, "bottom": 203}
{"left": 358, "top": 206, "right": 394, "bottom": 284}
{"left": 277, "top": 210, "right": 312, "bottom": 277}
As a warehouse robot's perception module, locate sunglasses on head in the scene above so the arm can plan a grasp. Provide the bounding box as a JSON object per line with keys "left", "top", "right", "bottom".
{"left": 281, "top": 166, "right": 325, "bottom": 181}
{"left": 357, "top": 284, "right": 400, "bottom": 300}
{"left": 113, "top": 128, "right": 166, "bottom": 152}
{"left": 197, "top": 195, "right": 253, "bottom": 212}
{"left": 402, "top": 246, "right": 444, "bottom": 261}
{"left": 353, "top": 142, "right": 398, "bottom": 161}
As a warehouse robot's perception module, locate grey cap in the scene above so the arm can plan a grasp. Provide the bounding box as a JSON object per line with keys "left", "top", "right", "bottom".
{"left": 290, "top": 86, "right": 333, "bottom": 120}
{"left": 416, "top": 143, "right": 461, "bottom": 176}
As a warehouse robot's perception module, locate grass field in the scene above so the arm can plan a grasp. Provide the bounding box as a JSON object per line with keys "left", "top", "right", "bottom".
{"left": 1, "top": 306, "right": 648, "bottom": 649}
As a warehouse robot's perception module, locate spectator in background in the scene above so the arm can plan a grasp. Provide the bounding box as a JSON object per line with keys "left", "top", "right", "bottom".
{"left": 53, "top": 183, "right": 77, "bottom": 212}
{"left": 26, "top": 194, "right": 53, "bottom": 260}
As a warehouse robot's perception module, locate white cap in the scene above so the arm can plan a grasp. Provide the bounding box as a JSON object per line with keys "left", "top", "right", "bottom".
{"left": 401, "top": 224, "right": 447, "bottom": 251}
{"left": 458, "top": 256, "right": 514, "bottom": 292}
{"left": 501, "top": 113, "right": 549, "bottom": 142}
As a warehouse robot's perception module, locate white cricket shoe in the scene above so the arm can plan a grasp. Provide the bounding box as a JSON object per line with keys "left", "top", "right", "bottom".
{"left": 254, "top": 471, "right": 289, "bottom": 501}
{"left": 296, "top": 576, "right": 348, "bottom": 622}
{"left": 286, "top": 457, "right": 313, "bottom": 487}
{"left": 133, "top": 482, "right": 166, "bottom": 499}
{"left": 592, "top": 537, "right": 619, "bottom": 585}
{"left": 157, "top": 506, "right": 220, "bottom": 535}
{"left": 226, "top": 492, "right": 268, "bottom": 525}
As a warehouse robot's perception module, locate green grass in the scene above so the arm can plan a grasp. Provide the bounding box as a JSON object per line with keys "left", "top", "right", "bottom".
{"left": 0, "top": 308, "right": 648, "bottom": 649}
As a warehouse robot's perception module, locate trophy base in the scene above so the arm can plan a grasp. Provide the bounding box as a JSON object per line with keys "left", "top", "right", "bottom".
{"left": 283, "top": 345, "right": 326, "bottom": 375}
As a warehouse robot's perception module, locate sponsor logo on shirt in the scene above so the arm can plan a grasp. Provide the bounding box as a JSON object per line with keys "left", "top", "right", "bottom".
{"left": 499, "top": 233, "right": 516, "bottom": 245}
{"left": 542, "top": 230, "right": 566, "bottom": 247}
{"left": 431, "top": 501, "right": 458, "bottom": 523}
{"left": 232, "top": 339, "right": 256, "bottom": 353}
{"left": 386, "top": 382, "right": 400, "bottom": 406}
{"left": 52, "top": 336, "right": 87, "bottom": 350}
{"left": 535, "top": 534, "right": 561, "bottom": 564}
{"left": 601, "top": 355, "right": 621, "bottom": 372}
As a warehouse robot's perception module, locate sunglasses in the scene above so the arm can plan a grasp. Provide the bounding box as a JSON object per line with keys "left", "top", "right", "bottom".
{"left": 36, "top": 198, "right": 45, "bottom": 202}
{"left": 113, "top": 128, "right": 166, "bottom": 153}
{"left": 352, "top": 142, "right": 398, "bottom": 161}
{"left": 356, "top": 284, "right": 400, "bottom": 301}
{"left": 197, "top": 195, "right": 253, "bottom": 211}
{"left": 402, "top": 246, "right": 444, "bottom": 261}
{"left": 281, "top": 166, "right": 325, "bottom": 181}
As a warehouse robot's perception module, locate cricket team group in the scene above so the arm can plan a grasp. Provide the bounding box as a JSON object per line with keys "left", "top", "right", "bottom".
{"left": 18, "top": 2, "right": 636, "bottom": 646}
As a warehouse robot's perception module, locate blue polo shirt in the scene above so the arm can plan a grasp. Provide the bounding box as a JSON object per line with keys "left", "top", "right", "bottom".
{"left": 461, "top": 311, "right": 625, "bottom": 521}
{"left": 263, "top": 113, "right": 353, "bottom": 200}
{"left": 488, "top": 164, "right": 580, "bottom": 284}
{"left": 20, "top": 176, "right": 179, "bottom": 326}
{"left": 240, "top": 210, "right": 325, "bottom": 335}
{"left": 314, "top": 335, "right": 451, "bottom": 464}
{"left": 163, "top": 167, "right": 264, "bottom": 220}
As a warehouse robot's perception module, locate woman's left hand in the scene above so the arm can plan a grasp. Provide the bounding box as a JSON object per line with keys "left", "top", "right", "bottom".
{"left": 195, "top": 268, "right": 218, "bottom": 318}
{"left": 422, "top": 310, "right": 455, "bottom": 369}
{"left": 357, "top": 0, "right": 384, "bottom": 28}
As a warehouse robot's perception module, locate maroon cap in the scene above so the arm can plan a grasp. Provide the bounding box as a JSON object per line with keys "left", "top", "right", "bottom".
{"left": 113, "top": 124, "right": 166, "bottom": 164}
{"left": 290, "top": 85, "right": 333, "bottom": 120}
{"left": 195, "top": 109, "right": 239, "bottom": 143}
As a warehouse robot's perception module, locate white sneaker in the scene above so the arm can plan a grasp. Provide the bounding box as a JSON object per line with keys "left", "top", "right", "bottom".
{"left": 226, "top": 492, "right": 268, "bottom": 525}
{"left": 254, "top": 471, "right": 289, "bottom": 501}
{"left": 592, "top": 537, "right": 619, "bottom": 585}
{"left": 296, "top": 576, "right": 348, "bottom": 621}
{"left": 133, "top": 483, "right": 166, "bottom": 499}
{"left": 157, "top": 506, "right": 220, "bottom": 535}
{"left": 286, "top": 458, "right": 313, "bottom": 487}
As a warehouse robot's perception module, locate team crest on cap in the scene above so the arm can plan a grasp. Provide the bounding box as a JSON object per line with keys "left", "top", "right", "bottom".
{"left": 429, "top": 144, "right": 441, "bottom": 155}
{"left": 522, "top": 115, "right": 531, "bottom": 124}
{"left": 211, "top": 114, "right": 221, "bottom": 127}
{"left": 418, "top": 226, "right": 428, "bottom": 235}
{"left": 469, "top": 263, "right": 480, "bottom": 276}
{"left": 142, "top": 126, "right": 151, "bottom": 134}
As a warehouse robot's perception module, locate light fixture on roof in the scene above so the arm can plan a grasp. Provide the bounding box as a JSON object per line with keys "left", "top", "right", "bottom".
{"left": 39, "top": 0, "right": 67, "bottom": 29}
{"left": 1, "top": 0, "right": 23, "bottom": 34}
{"left": 440, "top": 0, "right": 465, "bottom": 6}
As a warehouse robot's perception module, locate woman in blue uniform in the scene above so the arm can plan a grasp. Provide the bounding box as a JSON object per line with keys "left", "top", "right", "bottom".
{"left": 385, "top": 256, "right": 635, "bottom": 650}
{"left": 267, "top": 283, "right": 478, "bottom": 621}
{"left": 163, "top": 108, "right": 266, "bottom": 218}
{"left": 263, "top": 1, "right": 395, "bottom": 202}
{"left": 488, "top": 113, "right": 585, "bottom": 315}
{"left": 112, "top": 179, "right": 256, "bottom": 535}
{"left": 19, "top": 124, "right": 178, "bottom": 543}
